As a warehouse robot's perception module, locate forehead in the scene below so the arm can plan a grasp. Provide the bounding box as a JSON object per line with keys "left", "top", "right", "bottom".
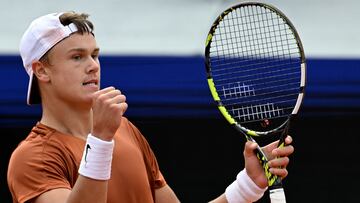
{"left": 51, "top": 32, "right": 98, "bottom": 53}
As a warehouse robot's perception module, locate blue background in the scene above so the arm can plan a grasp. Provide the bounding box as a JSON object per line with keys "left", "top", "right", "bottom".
{"left": 2, "top": 55, "right": 360, "bottom": 202}
{"left": 1, "top": 55, "right": 359, "bottom": 125}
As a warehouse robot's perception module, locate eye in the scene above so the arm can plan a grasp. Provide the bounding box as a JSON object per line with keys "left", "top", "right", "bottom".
{"left": 72, "top": 55, "right": 82, "bottom": 60}
{"left": 91, "top": 54, "right": 99, "bottom": 59}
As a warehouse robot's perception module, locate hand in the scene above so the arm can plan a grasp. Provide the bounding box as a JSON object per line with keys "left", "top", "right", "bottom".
{"left": 244, "top": 135, "right": 294, "bottom": 189}
{"left": 91, "top": 86, "right": 128, "bottom": 141}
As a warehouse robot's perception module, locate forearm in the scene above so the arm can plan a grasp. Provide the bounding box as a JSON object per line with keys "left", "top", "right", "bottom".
{"left": 67, "top": 176, "right": 108, "bottom": 203}
{"left": 68, "top": 134, "right": 114, "bottom": 203}
{"left": 155, "top": 185, "right": 181, "bottom": 203}
{"left": 209, "top": 194, "right": 228, "bottom": 203}
{"left": 32, "top": 177, "right": 108, "bottom": 203}
{"left": 209, "top": 169, "right": 267, "bottom": 203}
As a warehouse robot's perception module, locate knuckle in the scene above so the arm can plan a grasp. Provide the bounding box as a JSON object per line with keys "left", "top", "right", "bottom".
{"left": 283, "top": 170, "right": 288, "bottom": 177}
{"left": 97, "top": 94, "right": 107, "bottom": 102}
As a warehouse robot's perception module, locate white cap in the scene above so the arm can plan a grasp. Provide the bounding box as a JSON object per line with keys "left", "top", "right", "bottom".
{"left": 19, "top": 12, "right": 78, "bottom": 105}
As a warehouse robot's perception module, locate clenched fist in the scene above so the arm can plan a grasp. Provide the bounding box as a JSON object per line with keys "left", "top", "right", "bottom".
{"left": 91, "top": 86, "right": 128, "bottom": 141}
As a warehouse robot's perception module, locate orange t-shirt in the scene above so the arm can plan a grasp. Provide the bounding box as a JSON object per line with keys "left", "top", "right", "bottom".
{"left": 7, "top": 117, "right": 167, "bottom": 203}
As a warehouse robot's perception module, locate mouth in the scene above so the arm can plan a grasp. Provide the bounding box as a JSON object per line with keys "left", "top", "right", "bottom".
{"left": 82, "top": 79, "right": 98, "bottom": 86}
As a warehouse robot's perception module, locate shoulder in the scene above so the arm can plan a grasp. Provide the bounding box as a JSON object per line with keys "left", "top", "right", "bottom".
{"left": 7, "top": 126, "right": 79, "bottom": 177}
{"left": 7, "top": 124, "right": 80, "bottom": 202}
{"left": 115, "top": 117, "right": 153, "bottom": 153}
{"left": 7, "top": 123, "right": 84, "bottom": 179}
{"left": 118, "top": 116, "right": 142, "bottom": 137}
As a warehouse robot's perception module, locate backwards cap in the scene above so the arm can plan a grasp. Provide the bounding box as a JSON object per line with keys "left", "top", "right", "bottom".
{"left": 19, "top": 12, "right": 79, "bottom": 105}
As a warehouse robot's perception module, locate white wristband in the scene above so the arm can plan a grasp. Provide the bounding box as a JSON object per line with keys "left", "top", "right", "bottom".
{"left": 78, "top": 133, "right": 114, "bottom": 180}
{"left": 225, "top": 169, "right": 267, "bottom": 203}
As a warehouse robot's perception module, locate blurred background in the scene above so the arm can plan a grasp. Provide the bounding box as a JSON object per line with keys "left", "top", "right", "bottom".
{"left": 1, "top": 0, "right": 360, "bottom": 202}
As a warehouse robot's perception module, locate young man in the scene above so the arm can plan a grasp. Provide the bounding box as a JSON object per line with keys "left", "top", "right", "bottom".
{"left": 7, "top": 12, "right": 294, "bottom": 203}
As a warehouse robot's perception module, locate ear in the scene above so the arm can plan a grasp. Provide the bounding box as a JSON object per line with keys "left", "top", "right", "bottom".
{"left": 32, "top": 61, "right": 50, "bottom": 83}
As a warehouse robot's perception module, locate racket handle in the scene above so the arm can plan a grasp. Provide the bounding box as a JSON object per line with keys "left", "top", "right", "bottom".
{"left": 269, "top": 188, "right": 286, "bottom": 203}
{"left": 242, "top": 133, "right": 281, "bottom": 187}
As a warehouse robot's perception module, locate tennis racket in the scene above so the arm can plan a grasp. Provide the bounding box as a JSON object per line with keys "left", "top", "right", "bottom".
{"left": 204, "top": 2, "right": 306, "bottom": 203}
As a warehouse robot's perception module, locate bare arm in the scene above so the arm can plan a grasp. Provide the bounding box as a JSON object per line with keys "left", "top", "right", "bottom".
{"left": 33, "top": 176, "right": 108, "bottom": 203}
{"left": 155, "top": 185, "right": 181, "bottom": 203}
{"left": 209, "top": 194, "right": 228, "bottom": 203}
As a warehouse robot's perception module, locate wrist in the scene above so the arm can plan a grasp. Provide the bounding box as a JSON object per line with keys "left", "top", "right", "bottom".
{"left": 225, "top": 169, "right": 267, "bottom": 203}
{"left": 91, "top": 129, "right": 114, "bottom": 142}
{"left": 78, "top": 133, "right": 114, "bottom": 180}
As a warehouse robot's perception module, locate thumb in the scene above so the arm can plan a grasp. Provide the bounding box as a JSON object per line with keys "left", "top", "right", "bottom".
{"left": 243, "top": 141, "right": 258, "bottom": 158}
{"left": 243, "top": 140, "right": 269, "bottom": 188}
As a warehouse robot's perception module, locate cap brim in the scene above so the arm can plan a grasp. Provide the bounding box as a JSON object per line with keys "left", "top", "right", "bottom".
{"left": 27, "top": 73, "right": 41, "bottom": 105}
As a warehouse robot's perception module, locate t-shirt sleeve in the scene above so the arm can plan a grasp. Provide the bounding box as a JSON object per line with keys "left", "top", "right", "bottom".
{"left": 127, "top": 119, "right": 167, "bottom": 189}
{"left": 7, "top": 138, "right": 73, "bottom": 203}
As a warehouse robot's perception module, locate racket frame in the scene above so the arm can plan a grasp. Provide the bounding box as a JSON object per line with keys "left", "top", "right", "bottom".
{"left": 204, "top": 0, "right": 306, "bottom": 196}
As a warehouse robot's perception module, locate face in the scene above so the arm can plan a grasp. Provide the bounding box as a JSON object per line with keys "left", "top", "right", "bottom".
{"left": 43, "top": 33, "right": 100, "bottom": 107}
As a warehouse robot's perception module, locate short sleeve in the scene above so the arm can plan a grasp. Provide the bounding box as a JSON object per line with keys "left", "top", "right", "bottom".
{"left": 7, "top": 134, "right": 79, "bottom": 203}
{"left": 127, "top": 120, "right": 167, "bottom": 189}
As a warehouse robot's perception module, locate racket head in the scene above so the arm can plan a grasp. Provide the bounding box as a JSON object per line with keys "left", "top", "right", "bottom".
{"left": 205, "top": 2, "right": 306, "bottom": 136}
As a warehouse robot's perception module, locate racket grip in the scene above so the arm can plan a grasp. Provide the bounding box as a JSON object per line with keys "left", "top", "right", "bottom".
{"left": 269, "top": 188, "right": 286, "bottom": 203}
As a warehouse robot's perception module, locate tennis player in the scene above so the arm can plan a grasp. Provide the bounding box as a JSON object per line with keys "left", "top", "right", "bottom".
{"left": 7, "top": 11, "right": 294, "bottom": 203}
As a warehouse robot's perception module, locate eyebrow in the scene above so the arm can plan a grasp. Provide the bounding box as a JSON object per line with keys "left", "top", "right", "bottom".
{"left": 67, "top": 47, "right": 100, "bottom": 53}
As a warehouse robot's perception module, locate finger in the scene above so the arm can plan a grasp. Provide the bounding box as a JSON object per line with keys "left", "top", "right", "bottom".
{"left": 261, "top": 140, "right": 279, "bottom": 157}
{"left": 96, "top": 89, "right": 123, "bottom": 103}
{"left": 269, "top": 167, "right": 288, "bottom": 179}
{"left": 272, "top": 135, "right": 292, "bottom": 148}
{"left": 272, "top": 145, "right": 294, "bottom": 157}
{"left": 103, "top": 89, "right": 122, "bottom": 97}
{"left": 93, "top": 86, "right": 116, "bottom": 98}
{"left": 115, "top": 102, "right": 128, "bottom": 113}
{"left": 97, "top": 86, "right": 116, "bottom": 94}
{"left": 109, "top": 94, "right": 127, "bottom": 105}
{"left": 110, "top": 101, "right": 128, "bottom": 112}
{"left": 285, "top": 135, "right": 293, "bottom": 145}
{"left": 268, "top": 157, "right": 289, "bottom": 168}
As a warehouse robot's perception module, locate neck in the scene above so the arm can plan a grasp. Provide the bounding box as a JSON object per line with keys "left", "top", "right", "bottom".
{"left": 40, "top": 98, "right": 92, "bottom": 139}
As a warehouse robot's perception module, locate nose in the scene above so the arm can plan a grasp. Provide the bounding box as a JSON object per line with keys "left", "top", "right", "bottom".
{"left": 86, "top": 56, "right": 100, "bottom": 74}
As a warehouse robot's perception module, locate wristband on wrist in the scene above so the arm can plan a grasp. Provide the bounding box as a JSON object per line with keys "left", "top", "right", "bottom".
{"left": 78, "top": 133, "right": 114, "bottom": 180}
{"left": 225, "top": 169, "right": 267, "bottom": 203}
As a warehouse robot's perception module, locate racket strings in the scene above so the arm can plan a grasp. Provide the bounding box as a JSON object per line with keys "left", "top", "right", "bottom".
{"left": 213, "top": 64, "right": 300, "bottom": 83}
{"left": 230, "top": 104, "right": 294, "bottom": 123}
{"left": 221, "top": 80, "right": 299, "bottom": 99}
{"left": 211, "top": 8, "right": 298, "bottom": 61}
{"left": 210, "top": 32, "right": 300, "bottom": 74}
{"left": 225, "top": 91, "right": 299, "bottom": 109}
{"left": 221, "top": 83, "right": 300, "bottom": 102}
{"left": 210, "top": 38, "right": 299, "bottom": 65}
{"left": 210, "top": 48, "right": 300, "bottom": 71}
{"left": 217, "top": 70, "right": 301, "bottom": 102}
{"left": 209, "top": 28, "right": 299, "bottom": 61}
{"left": 208, "top": 5, "right": 302, "bottom": 125}
{"left": 220, "top": 86, "right": 299, "bottom": 122}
